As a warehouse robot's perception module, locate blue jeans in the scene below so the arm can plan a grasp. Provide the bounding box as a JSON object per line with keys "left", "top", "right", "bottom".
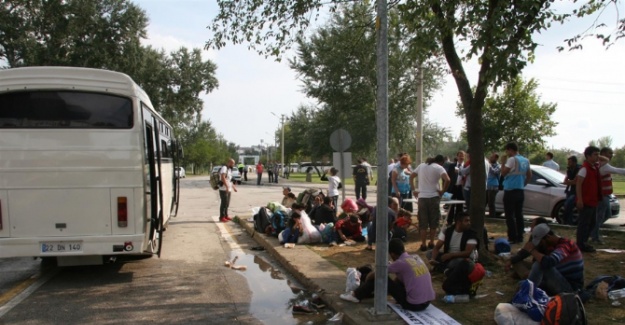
{"left": 591, "top": 195, "right": 611, "bottom": 241}
{"left": 563, "top": 194, "right": 576, "bottom": 225}
{"left": 528, "top": 261, "right": 573, "bottom": 296}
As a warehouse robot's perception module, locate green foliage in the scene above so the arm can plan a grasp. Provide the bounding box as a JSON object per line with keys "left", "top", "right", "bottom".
{"left": 589, "top": 136, "right": 613, "bottom": 149}
{"left": 455, "top": 77, "right": 558, "bottom": 155}
{"left": 288, "top": 3, "right": 446, "bottom": 161}
{"left": 612, "top": 145, "right": 625, "bottom": 168}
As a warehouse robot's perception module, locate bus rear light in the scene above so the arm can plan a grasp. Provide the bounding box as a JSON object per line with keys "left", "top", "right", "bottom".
{"left": 117, "top": 197, "right": 128, "bottom": 227}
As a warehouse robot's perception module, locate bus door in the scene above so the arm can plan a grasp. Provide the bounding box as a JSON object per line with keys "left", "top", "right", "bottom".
{"left": 143, "top": 113, "right": 165, "bottom": 257}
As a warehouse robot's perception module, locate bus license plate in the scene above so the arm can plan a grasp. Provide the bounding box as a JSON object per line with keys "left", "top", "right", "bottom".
{"left": 41, "top": 242, "right": 83, "bottom": 253}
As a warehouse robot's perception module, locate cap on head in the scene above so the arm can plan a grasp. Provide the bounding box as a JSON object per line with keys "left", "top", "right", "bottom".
{"left": 531, "top": 223, "right": 551, "bottom": 246}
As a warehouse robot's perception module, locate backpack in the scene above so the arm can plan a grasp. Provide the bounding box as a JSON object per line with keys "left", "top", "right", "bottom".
{"left": 269, "top": 210, "right": 288, "bottom": 237}
{"left": 210, "top": 169, "right": 221, "bottom": 190}
{"left": 541, "top": 293, "right": 587, "bottom": 325}
{"left": 253, "top": 207, "right": 272, "bottom": 233}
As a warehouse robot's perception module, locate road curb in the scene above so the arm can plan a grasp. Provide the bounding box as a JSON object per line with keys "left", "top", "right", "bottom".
{"left": 235, "top": 215, "right": 402, "bottom": 325}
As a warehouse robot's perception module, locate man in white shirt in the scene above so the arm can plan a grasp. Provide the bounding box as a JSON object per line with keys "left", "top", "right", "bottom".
{"left": 219, "top": 158, "right": 238, "bottom": 222}
{"left": 410, "top": 155, "right": 451, "bottom": 252}
{"left": 542, "top": 152, "right": 559, "bottom": 171}
{"left": 592, "top": 147, "right": 625, "bottom": 242}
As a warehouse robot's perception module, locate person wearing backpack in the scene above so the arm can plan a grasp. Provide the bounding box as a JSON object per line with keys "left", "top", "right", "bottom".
{"left": 219, "top": 159, "right": 238, "bottom": 222}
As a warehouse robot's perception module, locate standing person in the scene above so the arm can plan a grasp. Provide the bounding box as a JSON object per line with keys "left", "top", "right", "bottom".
{"left": 387, "top": 158, "right": 396, "bottom": 196}
{"left": 340, "top": 239, "right": 436, "bottom": 312}
{"left": 391, "top": 155, "right": 413, "bottom": 212}
{"left": 410, "top": 154, "right": 451, "bottom": 251}
{"left": 445, "top": 151, "right": 465, "bottom": 225}
{"left": 501, "top": 142, "right": 531, "bottom": 244}
{"left": 219, "top": 159, "right": 238, "bottom": 222}
{"left": 243, "top": 164, "right": 248, "bottom": 181}
{"left": 591, "top": 147, "right": 625, "bottom": 244}
{"left": 327, "top": 167, "right": 341, "bottom": 211}
{"left": 273, "top": 162, "right": 279, "bottom": 183}
{"left": 267, "top": 162, "right": 274, "bottom": 183}
{"left": 575, "top": 146, "right": 601, "bottom": 253}
{"left": 353, "top": 159, "right": 370, "bottom": 200}
{"left": 255, "top": 161, "right": 264, "bottom": 185}
{"left": 562, "top": 156, "right": 581, "bottom": 225}
{"left": 486, "top": 152, "right": 501, "bottom": 217}
{"left": 237, "top": 162, "right": 245, "bottom": 178}
{"left": 542, "top": 152, "right": 560, "bottom": 171}
{"left": 360, "top": 157, "right": 374, "bottom": 184}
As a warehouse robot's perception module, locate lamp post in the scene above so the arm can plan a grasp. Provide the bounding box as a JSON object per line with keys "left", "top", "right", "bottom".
{"left": 271, "top": 112, "right": 286, "bottom": 173}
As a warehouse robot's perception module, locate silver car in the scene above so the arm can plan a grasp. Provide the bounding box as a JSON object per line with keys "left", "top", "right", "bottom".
{"left": 495, "top": 165, "right": 620, "bottom": 224}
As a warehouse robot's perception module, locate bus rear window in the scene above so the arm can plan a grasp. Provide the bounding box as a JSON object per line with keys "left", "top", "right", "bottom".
{"left": 0, "top": 91, "right": 133, "bottom": 128}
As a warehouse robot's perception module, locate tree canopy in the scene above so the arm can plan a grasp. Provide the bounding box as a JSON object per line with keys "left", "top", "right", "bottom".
{"left": 456, "top": 77, "right": 558, "bottom": 155}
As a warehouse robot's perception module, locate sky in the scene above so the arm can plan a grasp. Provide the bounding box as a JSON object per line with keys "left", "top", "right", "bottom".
{"left": 135, "top": 0, "right": 625, "bottom": 153}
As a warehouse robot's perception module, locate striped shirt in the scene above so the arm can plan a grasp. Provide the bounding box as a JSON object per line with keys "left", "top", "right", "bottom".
{"left": 540, "top": 238, "right": 584, "bottom": 290}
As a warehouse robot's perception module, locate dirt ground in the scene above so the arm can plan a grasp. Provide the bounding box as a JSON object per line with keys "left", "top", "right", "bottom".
{"left": 307, "top": 218, "right": 625, "bottom": 324}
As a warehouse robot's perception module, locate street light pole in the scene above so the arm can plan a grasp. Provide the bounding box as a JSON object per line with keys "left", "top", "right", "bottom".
{"left": 271, "top": 112, "right": 287, "bottom": 177}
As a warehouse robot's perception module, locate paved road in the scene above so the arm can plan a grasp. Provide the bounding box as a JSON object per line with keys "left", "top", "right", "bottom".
{"left": 0, "top": 178, "right": 261, "bottom": 324}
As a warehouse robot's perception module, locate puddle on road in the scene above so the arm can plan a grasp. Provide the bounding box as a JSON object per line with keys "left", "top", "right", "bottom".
{"left": 228, "top": 252, "right": 341, "bottom": 325}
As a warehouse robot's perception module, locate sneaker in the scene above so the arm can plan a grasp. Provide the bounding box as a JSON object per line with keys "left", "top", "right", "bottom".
{"left": 419, "top": 244, "right": 427, "bottom": 252}
{"left": 219, "top": 217, "right": 229, "bottom": 223}
{"left": 225, "top": 215, "right": 232, "bottom": 221}
{"left": 339, "top": 292, "right": 360, "bottom": 303}
{"left": 329, "top": 241, "right": 337, "bottom": 247}
{"left": 292, "top": 305, "right": 315, "bottom": 314}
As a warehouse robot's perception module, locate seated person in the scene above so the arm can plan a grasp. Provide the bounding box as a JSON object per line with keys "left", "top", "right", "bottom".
{"left": 365, "top": 197, "right": 399, "bottom": 251}
{"left": 283, "top": 193, "right": 296, "bottom": 208}
{"left": 286, "top": 203, "right": 322, "bottom": 244}
{"left": 281, "top": 186, "right": 295, "bottom": 207}
{"left": 310, "top": 196, "right": 336, "bottom": 226}
{"left": 356, "top": 198, "right": 373, "bottom": 224}
{"left": 524, "top": 224, "right": 584, "bottom": 296}
{"left": 340, "top": 239, "right": 436, "bottom": 311}
{"left": 442, "top": 259, "right": 486, "bottom": 297}
{"left": 279, "top": 212, "right": 303, "bottom": 244}
{"left": 392, "top": 208, "right": 414, "bottom": 242}
{"left": 427, "top": 212, "right": 478, "bottom": 273}
{"left": 333, "top": 214, "right": 365, "bottom": 245}
{"left": 505, "top": 217, "right": 551, "bottom": 279}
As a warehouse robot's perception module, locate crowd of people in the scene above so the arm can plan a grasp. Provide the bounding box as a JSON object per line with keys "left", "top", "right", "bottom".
{"left": 218, "top": 144, "right": 623, "bottom": 319}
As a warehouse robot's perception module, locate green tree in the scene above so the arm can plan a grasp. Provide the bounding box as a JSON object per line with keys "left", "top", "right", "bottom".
{"left": 456, "top": 77, "right": 557, "bottom": 155}
{"left": 1, "top": 0, "right": 147, "bottom": 68}
{"left": 206, "top": 0, "right": 624, "bottom": 256}
{"left": 589, "top": 136, "right": 613, "bottom": 149}
{"left": 290, "top": 3, "right": 445, "bottom": 160}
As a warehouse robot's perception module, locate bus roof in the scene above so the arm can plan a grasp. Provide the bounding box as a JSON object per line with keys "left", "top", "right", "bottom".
{"left": 0, "top": 66, "right": 155, "bottom": 110}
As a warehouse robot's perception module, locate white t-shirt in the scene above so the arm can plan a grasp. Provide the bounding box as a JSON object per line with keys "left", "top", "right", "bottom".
{"left": 218, "top": 166, "right": 233, "bottom": 192}
{"left": 438, "top": 229, "right": 478, "bottom": 260}
{"left": 413, "top": 163, "right": 447, "bottom": 198}
{"left": 328, "top": 175, "right": 341, "bottom": 196}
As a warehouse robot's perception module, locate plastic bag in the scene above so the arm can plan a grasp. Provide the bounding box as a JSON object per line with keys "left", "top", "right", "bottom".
{"left": 511, "top": 280, "right": 549, "bottom": 322}
{"left": 345, "top": 267, "right": 361, "bottom": 293}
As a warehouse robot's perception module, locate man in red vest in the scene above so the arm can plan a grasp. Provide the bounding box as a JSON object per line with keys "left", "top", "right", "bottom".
{"left": 591, "top": 147, "right": 625, "bottom": 243}
{"left": 575, "top": 146, "right": 601, "bottom": 253}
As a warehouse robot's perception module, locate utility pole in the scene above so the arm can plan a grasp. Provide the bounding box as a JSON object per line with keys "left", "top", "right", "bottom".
{"left": 415, "top": 64, "right": 424, "bottom": 166}
{"left": 281, "top": 114, "right": 285, "bottom": 173}
{"left": 373, "top": 0, "right": 389, "bottom": 316}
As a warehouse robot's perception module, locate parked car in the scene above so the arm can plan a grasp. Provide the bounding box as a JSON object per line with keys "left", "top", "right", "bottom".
{"left": 211, "top": 166, "right": 241, "bottom": 185}
{"left": 175, "top": 167, "right": 186, "bottom": 178}
{"left": 494, "top": 165, "right": 620, "bottom": 224}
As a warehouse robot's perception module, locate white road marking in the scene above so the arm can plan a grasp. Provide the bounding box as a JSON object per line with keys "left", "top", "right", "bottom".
{"left": 0, "top": 269, "right": 59, "bottom": 318}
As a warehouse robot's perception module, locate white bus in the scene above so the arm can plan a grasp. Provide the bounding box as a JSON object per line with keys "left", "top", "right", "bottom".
{"left": 0, "top": 67, "right": 182, "bottom": 266}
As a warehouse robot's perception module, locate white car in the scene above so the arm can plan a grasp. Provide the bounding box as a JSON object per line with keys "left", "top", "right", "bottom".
{"left": 212, "top": 166, "right": 241, "bottom": 184}
{"left": 495, "top": 165, "right": 620, "bottom": 224}
{"left": 175, "top": 167, "right": 186, "bottom": 178}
